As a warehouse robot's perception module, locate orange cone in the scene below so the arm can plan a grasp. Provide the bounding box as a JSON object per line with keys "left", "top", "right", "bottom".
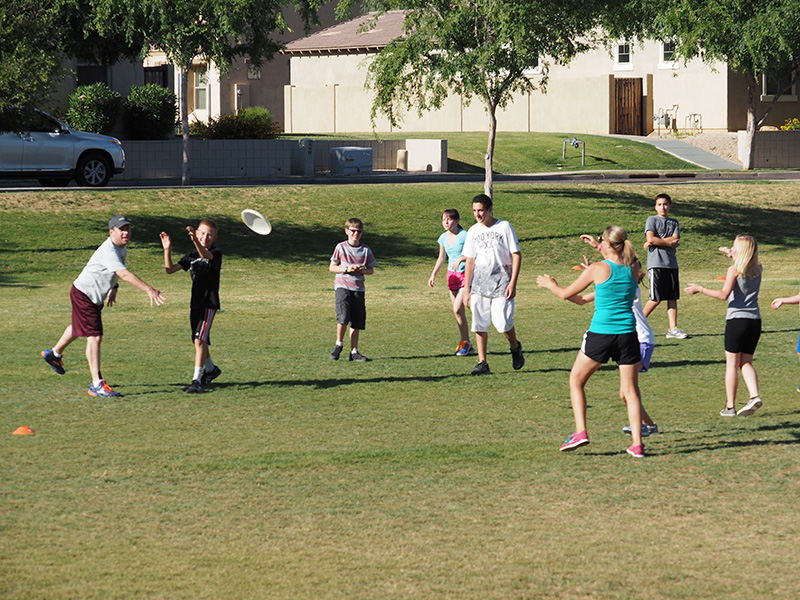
{"left": 716, "top": 276, "right": 726, "bottom": 281}
{"left": 12, "top": 426, "right": 34, "bottom": 435}
{"left": 572, "top": 264, "right": 584, "bottom": 270}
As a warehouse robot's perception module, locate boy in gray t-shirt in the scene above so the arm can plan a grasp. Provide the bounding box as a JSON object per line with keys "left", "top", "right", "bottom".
{"left": 643, "top": 193, "right": 688, "bottom": 339}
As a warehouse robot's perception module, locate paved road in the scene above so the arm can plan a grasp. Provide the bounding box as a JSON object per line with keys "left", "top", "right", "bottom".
{"left": 2, "top": 135, "right": 797, "bottom": 191}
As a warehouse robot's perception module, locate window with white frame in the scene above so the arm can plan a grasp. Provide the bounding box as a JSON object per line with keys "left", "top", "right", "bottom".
{"left": 523, "top": 56, "right": 542, "bottom": 76}
{"left": 194, "top": 66, "right": 207, "bottom": 111}
{"left": 247, "top": 64, "right": 261, "bottom": 80}
{"left": 659, "top": 40, "right": 678, "bottom": 69}
{"left": 761, "top": 73, "right": 798, "bottom": 101}
{"left": 614, "top": 41, "right": 633, "bottom": 71}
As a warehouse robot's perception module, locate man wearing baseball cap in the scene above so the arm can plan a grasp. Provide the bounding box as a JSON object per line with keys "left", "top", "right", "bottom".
{"left": 41, "top": 215, "right": 166, "bottom": 397}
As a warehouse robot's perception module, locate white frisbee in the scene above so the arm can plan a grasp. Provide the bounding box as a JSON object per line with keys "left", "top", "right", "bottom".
{"left": 241, "top": 209, "right": 272, "bottom": 235}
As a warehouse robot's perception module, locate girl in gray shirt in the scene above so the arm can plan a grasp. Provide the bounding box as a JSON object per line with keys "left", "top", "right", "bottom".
{"left": 685, "top": 235, "right": 763, "bottom": 417}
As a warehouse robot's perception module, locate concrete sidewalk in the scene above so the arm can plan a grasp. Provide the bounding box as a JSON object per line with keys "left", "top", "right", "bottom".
{"left": 614, "top": 135, "right": 742, "bottom": 170}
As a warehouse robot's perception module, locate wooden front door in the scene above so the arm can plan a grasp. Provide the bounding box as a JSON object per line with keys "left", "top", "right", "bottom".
{"left": 615, "top": 78, "right": 643, "bottom": 135}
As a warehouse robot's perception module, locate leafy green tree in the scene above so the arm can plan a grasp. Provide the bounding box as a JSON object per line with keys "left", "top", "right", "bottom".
{"left": 102, "top": 0, "right": 324, "bottom": 184}
{"left": 365, "top": 1, "right": 602, "bottom": 197}
{"left": 0, "top": 0, "right": 143, "bottom": 112}
{"left": 0, "top": 2, "right": 70, "bottom": 109}
{"left": 614, "top": 0, "right": 800, "bottom": 170}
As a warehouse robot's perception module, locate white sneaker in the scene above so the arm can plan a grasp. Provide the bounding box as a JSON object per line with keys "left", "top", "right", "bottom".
{"left": 666, "top": 328, "right": 689, "bottom": 339}
{"left": 737, "top": 396, "right": 762, "bottom": 416}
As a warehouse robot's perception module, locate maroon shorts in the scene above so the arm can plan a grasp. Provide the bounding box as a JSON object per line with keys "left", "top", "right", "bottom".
{"left": 70, "top": 285, "right": 103, "bottom": 337}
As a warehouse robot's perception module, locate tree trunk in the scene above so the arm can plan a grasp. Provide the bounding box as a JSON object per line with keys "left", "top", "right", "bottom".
{"left": 180, "top": 67, "right": 190, "bottom": 185}
{"left": 484, "top": 103, "right": 497, "bottom": 198}
{"left": 743, "top": 72, "right": 758, "bottom": 171}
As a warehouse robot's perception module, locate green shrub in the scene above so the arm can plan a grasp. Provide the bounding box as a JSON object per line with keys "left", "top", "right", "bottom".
{"left": 189, "top": 106, "right": 280, "bottom": 139}
{"left": 123, "top": 84, "right": 177, "bottom": 140}
{"left": 65, "top": 83, "right": 123, "bottom": 134}
{"left": 780, "top": 117, "right": 800, "bottom": 131}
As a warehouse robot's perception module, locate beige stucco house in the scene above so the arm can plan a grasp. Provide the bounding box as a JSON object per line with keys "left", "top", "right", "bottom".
{"left": 282, "top": 11, "right": 800, "bottom": 136}
{"left": 51, "top": 5, "right": 350, "bottom": 134}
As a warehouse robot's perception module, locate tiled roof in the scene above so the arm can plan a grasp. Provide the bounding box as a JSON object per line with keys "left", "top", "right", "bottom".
{"left": 283, "top": 10, "right": 406, "bottom": 55}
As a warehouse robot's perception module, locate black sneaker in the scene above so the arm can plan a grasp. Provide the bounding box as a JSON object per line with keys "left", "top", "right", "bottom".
{"left": 185, "top": 379, "right": 203, "bottom": 394}
{"left": 201, "top": 365, "right": 222, "bottom": 386}
{"left": 330, "top": 345, "right": 343, "bottom": 360}
{"left": 349, "top": 350, "right": 371, "bottom": 362}
{"left": 511, "top": 341, "right": 524, "bottom": 370}
{"left": 471, "top": 361, "right": 491, "bottom": 375}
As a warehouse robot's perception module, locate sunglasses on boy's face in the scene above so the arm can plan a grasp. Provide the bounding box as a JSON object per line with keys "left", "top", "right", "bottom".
{"left": 348, "top": 228, "right": 363, "bottom": 234}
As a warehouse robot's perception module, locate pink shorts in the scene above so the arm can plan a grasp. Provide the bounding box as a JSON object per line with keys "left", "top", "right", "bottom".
{"left": 447, "top": 270, "right": 465, "bottom": 291}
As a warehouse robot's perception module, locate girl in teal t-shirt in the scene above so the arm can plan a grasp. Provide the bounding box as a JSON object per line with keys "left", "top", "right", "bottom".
{"left": 428, "top": 209, "right": 474, "bottom": 356}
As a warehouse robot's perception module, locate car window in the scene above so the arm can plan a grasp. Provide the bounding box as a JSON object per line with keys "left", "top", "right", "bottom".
{"left": 0, "top": 108, "right": 63, "bottom": 134}
{"left": 29, "top": 112, "right": 62, "bottom": 133}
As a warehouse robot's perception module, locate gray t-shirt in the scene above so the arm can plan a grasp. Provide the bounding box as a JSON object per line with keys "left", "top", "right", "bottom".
{"left": 726, "top": 268, "right": 762, "bottom": 320}
{"left": 645, "top": 215, "right": 679, "bottom": 269}
{"left": 73, "top": 237, "right": 127, "bottom": 304}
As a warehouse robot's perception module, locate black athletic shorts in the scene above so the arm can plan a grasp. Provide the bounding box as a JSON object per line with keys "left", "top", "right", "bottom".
{"left": 335, "top": 288, "right": 366, "bottom": 330}
{"left": 648, "top": 268, "right": 680, "bottom": 302}
{"left": 190, "top": 307, "right": 216, "bottom": 344}
{"left": 725, "top": 318, "right": 761, "bottom": 354}
{"left": 581, "top": 330, "right": 641, "bottom": 365}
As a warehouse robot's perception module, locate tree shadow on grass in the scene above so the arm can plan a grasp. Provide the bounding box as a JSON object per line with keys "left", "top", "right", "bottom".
{"left": 213, "top": 373, "right": 466, "bottom": 390}
{"left": 622, "top": 419, "right": 800, "bottom": 457}
{"left": 654, "top": 359, "right": 724, "bottom": 368}
{"left": 500, "top": 185, "right": 800, "bottom": 250}
{"left": 447, "top": 158, "right": 484, "bottom": 174}
{"left": 386, "top": 347, "right": 581, "bottom": 360}
{"left": 122, "top": 214, "right": 432, "bottom": 266}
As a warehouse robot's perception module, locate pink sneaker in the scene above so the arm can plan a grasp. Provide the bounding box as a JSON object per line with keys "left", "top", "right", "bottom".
{"left": 559, "top": 430, "right": 589, "bottom": 451}
{"left": 626, "top": 444, "right": 645, "bottom": 458}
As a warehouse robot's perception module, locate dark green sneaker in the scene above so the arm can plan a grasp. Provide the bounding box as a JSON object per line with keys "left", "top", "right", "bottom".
{"left": 471, "top": 361, "right": 491, "bottom": 375}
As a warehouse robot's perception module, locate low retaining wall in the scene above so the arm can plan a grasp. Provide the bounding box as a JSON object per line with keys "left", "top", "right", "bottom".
{"left": 119, "top": 138, "right": 447, "bottom": 180}
{"left": 738, "top": 130, "right": 800, "bottom": 168}
{"left": 119, "top": 139, "right": 295, "bottom": 180}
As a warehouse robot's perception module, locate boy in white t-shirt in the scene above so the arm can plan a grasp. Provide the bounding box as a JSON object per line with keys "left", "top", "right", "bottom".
{"left": 462, "top": 194, "right": 524, "bottom": 375}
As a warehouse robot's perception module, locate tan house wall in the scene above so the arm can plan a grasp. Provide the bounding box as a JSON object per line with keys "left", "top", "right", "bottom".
{"left": 290, "top": 54, "right": 371, "bottom": 87}
{"left": 286, "top": 37, "right": 800, "bottom": 135}
{"left": 529, "top": 75, "right": 614, "bottom": 134}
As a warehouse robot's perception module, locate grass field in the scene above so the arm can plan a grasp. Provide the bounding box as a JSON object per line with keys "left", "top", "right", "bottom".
{"left": 2, "top": 181, "right": 800, "bottom": 599}
{"left": 286, "top": 131, "right": 695, "bottom": 173}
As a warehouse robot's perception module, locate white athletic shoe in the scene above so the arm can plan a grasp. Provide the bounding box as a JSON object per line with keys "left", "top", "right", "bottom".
{"left": 666, "top": 328, "right": 689, "bottom": 339}
{"left": 737, "top": 396, "right": 763, "bottom": 416}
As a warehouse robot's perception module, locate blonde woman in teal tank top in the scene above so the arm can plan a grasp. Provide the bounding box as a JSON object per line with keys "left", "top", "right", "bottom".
{"left": 538, "top": 226, "right": 646, "bottom": 458}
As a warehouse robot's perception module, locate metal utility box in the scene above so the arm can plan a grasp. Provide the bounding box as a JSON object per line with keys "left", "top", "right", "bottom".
{"left": 329, "top": 146, "right": 373, "bottom": 174}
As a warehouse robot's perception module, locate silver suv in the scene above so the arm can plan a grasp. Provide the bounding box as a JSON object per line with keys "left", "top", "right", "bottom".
{"left": 0, "top": 108, "right": 125, "bottom": 187}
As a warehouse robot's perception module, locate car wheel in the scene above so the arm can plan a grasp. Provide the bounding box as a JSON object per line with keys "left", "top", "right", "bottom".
{"left": 38, "top": 178, "right": 69, "bottom": 187}
{"left": 76, "top": 153, "right": 111, "bottom": 187}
